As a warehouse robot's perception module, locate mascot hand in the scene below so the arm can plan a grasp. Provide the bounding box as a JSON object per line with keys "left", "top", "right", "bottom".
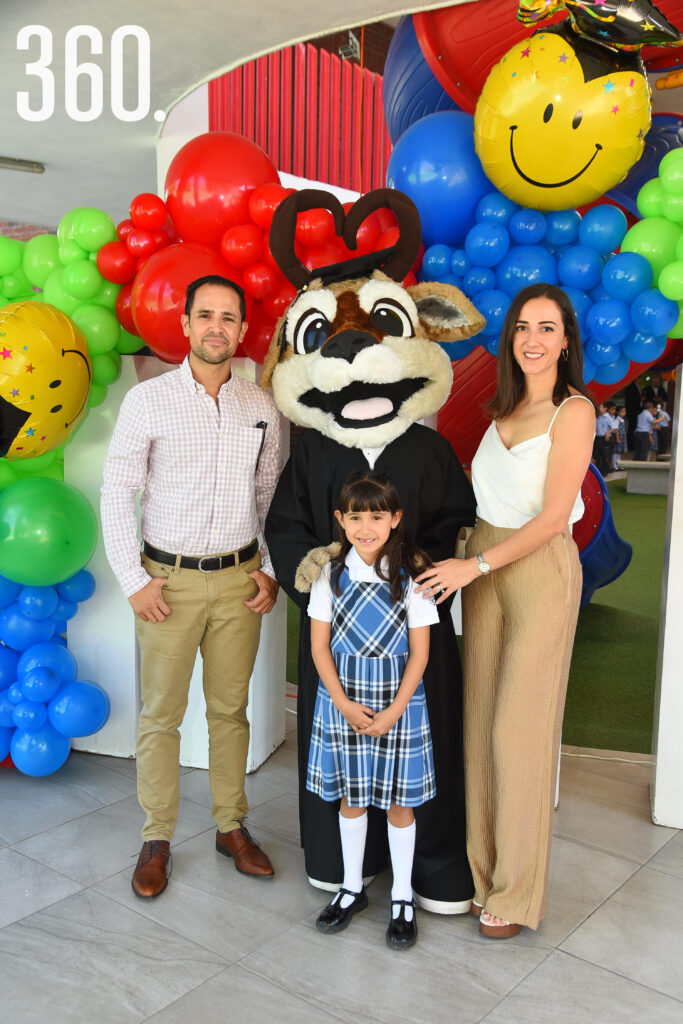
{"left": 295, "top": 542, "right": 342, "bottom": 593}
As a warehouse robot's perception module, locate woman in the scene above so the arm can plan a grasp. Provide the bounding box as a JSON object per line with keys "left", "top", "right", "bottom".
{"left": 417, "top": 283, "right": 595, "bottom": 938}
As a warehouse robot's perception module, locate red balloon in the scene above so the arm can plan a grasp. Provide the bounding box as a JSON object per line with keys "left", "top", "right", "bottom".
{"left": 354, "top": 211, "right": 382, "bottom": 256}
{"left": 221, "top": 224, "right": 263, "bottom": 268}
{"left": 131, "top": 243, "right": 237, "bottom": 362}
{"left": 403, "top": 271, "right": 418, "bottom": 287}
{"left": 295, "top": 209, "right": 335, "bottom": 248}
{"left": 127, "top": 229, "right": 157, "bottom": 259}
{"left": 164, "top": 217, "right": 180, "bottom": 244}
{"left": 377, "top": 227, "right": 400, "bottom": 250}
{"left": 96, "top": 240, "right": 137, "bottom": 284}
{"left": 116, "top": 218, "right": 135, "bottom": 242}
{"left": 152, "top": 229, "right": 170, "bottom": 250}
{"left": 248, "top": 183, "right": 293, "bottom": 230}
{"left": 115, "top": 282, "right": 139, "bottom": 336}
{"left": 263, "top": 281, "right": 297, "bottom": 321}
{"left": 130, "top": 192, "right": 168, "bottom": 231}
{"left": 165, "top": 132, "right": 279, "bottom": 247}
{"left": 241, "top": 305, "right": 277, "bottom": 364}
{"left": 375, "top": 208, "right": 398, "bottom": 233}
{"left": 243, "top": 262, "right": 277, "bottom": 301}
{"left": 302, "top": 243, "right": 344, "bottom": 271}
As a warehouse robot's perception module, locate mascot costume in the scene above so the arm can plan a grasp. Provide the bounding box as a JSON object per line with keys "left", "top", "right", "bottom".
{"left": 264, "top": 188, "right": 485, "bottom": 912}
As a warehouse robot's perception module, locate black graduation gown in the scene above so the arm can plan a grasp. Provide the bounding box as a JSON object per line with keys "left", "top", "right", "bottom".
{"left": 265, "top": 423, "right": 477, "bottom": 902}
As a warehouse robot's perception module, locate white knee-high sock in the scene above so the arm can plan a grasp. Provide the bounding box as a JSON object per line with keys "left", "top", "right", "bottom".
{"left": 388, "top": 820, "right": 416, "bottom": 920}
{"left": 338, "top": 811, "right": 367, "bottom": 908}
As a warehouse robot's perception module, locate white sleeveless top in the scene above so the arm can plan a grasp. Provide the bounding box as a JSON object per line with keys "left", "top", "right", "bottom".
{"left": 471, "top": 395, "right": 594, "bottom": 529}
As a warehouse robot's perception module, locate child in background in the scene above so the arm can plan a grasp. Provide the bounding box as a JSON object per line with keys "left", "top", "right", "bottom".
{"left": 307, "top": 470, "right": 438, "bottom": 950}
{"left": 613, "top": 405, "right": 627, "bottom": 470}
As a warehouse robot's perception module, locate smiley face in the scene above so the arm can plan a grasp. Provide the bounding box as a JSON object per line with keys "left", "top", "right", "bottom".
{"left": 0, "top": 301, "right": 92, "bottom": 459}
{"left": 474, "top": 30, "right": 651, "bottom": 210}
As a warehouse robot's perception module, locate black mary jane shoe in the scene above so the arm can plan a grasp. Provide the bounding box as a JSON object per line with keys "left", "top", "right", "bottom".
{"left": 386, "top": 899, "right": 418, "bottom": 951}
{"left": 315, "top": 887, "right": 368, "bottom": 934}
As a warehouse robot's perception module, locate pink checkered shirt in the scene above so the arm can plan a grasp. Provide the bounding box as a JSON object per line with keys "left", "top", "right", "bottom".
{"left": 101, "top": 358, "right": 282, "bottom": 598}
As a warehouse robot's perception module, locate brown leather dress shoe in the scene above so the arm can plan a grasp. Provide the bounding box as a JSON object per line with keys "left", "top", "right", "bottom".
{"left": 215, "top": 825, "right": 274, "bottom": 877}
{"left": 132, "top": 840, "right": 171, "bottom": 899}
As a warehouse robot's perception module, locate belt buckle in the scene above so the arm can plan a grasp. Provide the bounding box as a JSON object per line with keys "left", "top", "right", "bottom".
{"left": 197, "top": 555, "right": 219, "bottom": 573}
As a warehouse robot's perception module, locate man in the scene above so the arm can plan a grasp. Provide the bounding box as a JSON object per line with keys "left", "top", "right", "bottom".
{"left": 593, "top": 402, "right": 616, "bottom": 477}
{"left": 634, "top": 401, "right": 666, "bottom": 461}
{"left": 101, "top": 275, "right": 282, "bottom": 898}
{"left": 642, "top": 373, "right": 668, "bottom": 406}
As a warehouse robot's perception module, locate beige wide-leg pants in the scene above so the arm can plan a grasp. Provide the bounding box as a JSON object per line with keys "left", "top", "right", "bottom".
{"left": 135, "top": 551, "right": 262, "bottom": 841}
{"left": 462, "top": 520, "right": 582, "bottom": 929}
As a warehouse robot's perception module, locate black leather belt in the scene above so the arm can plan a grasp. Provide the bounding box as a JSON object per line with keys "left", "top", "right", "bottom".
{"left": 143, "top": 539, "right": 258, "bottom": 572}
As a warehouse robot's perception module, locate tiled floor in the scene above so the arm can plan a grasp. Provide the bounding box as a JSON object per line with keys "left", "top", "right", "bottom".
{"left": 1, "top": 708, "right": 681, "bottom": 1024}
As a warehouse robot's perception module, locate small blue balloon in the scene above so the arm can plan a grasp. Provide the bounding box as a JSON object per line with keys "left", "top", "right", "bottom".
{"left": 8, "top": 681, "right": 24, "bottom": 704}
{"left": 621, "top": 331, "right": 668, "bottom": 364}
{"left": 476, "top": 289, "right": 511, "bottom": 337}
{"left": 438, "top": 339, "right": 477, "bottom": 361}
{"left": 463, "top": 267, "right": 496, "bottom": 296}
{"left": 52, "top": 634, "right": 68, "bottom": 648}
{"left": 631, "top": 289, "right": 679, "bottom": 336}
{"left": 602, "top": 252, "right": 653, "bottom": 303}
{"left": 496, "top": 245, "right": 557, "bottom": 297}
{"left": 0, "top": 605, "right": 55, "bottom": 652}
{"left": 54, "top": 599, "right": 78, "bottom": 621}
{"left": 0, "top": 688, "right": 15, "bottom": 727}
{"left": 57, "top": 569, "right": 96, "bottom": 604}
{"left": 0, "top": 646, "right": 19, "bottom": 688}
{"left": 558, "top": 246, "right": 604, "bottom": 291}
{"left": 17, "top": 641, "right": 77, "bottom": 685}
{"left": 592, "top": 351, "right": 631, "bottom": 386}
{"left": 582, "top": 352, "right": 597, "bottom": 383}
{"left": 586, "top": 336, "right": 624, "bottom": 367}
{"left": 585, "top": 299, "right": 632, "bottom": 345}
{"left": 545, "top": 210, "right": 581, "bottom": 247}
{"left": 508, "top": 209, "right": 546, "bottom": 246}
{"left": 18, "top": 586, "right": 59, "bottom": 621}
{"left": 450, "top": 249, "right": 471, "bottom": 277}
{"left": 48, "top": 679, "right": 110, "bottom": 738}
{"left": 21, "top": 666, "right": 61, "bottom": 703}
{"left": 465, "top": 222, "right": 510, "bottom": 268}
{"left": 578, "top": 205, "right": 628, "bottom": 255}
{"left": 475, "top": 192, "right": 518, "bottom": 224}
{"left": 422, "top": 244, "right": 453, "bottom": 281}
{"left": 590, "top": 283, "right": 612, "bottom": 305}
{"left": 0, "top": 724, "right": 11, "bottom": 760}
{"left": 49, "top": 619, "right": 68, "bottom": 637}
{"left": 484, "top": 335, "right": 500, "bottom": 357}
{"left": 436, "top": 273, "right": 463, "bottom": 287}
{"left": 12, "top": 699, "right": 48, "bottom": 731}
{"left": 562, "top": 287, "right": 592, "bottom": 333}
{"left": 0, "top": 575, "right": 21, "bottom": 609}
{"left": 11, "top": 721, "right": 71, "bottom": 777}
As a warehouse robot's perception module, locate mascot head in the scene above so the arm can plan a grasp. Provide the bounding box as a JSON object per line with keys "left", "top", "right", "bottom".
{"left": 261, "top": 188, "right": 485, "bottom": 449}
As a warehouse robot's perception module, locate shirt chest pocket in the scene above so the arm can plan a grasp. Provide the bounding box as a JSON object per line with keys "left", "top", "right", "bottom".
{"left": 224, "top": 424, "right": 267, "bottom": 479}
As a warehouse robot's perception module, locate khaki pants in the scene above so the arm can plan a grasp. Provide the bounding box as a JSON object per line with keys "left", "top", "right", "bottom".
{"left": 135, "top": 551, "right": 262, "bottom": 841}
{"left": 462, "top": 521, "right": 582, "bottom": 929}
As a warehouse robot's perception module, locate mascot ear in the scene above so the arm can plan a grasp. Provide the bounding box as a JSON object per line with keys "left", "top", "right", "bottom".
{"left": 407, "top": 281, "right": 487, "bottom": 342}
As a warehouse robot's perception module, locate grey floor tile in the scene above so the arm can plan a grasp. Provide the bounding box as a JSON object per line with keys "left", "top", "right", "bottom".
{"left": 86, "top": 752, "right": 138, "bottom": 779}
{"left": 0, "top": 769, "right": 104, "bottom": 845}
{"left": 0, "top": 889, "right": 226, "bottom": 1024}
{"left": 146, "top": 963, "right": 343, "bottom": 1023}
{"left": 245, "top": 791, "right": 301, "bottom": 847}
{"left": 647, "top": 831, "right": 683, "bottom": 881}
{"left": 47, "top": 750, "right": 138, "bottom": 804}
{"left": 180, "top": 763, "right": 283, "bottom": 813}
{"left": 0, "top": 849, "right": 82, "bottom": 928}
{"left": 480, "top": 949, "right": 683, "bottom": 1024}
{"left": 560, "top": 866, "right": 683, "bottom": 1001}
{"left": 247, "top": 744, "right": 299, "bottom": 798}
{"left": 13, "top": 794, "right": 213, "bottom": 886}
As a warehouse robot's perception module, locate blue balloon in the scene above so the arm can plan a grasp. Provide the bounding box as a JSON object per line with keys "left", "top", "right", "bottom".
{"left": 484, "top": 335, "right": 500, "bottom": 356}
{"left": 450, "top": 249, "right": 471, "bottom": 277}
{"left": 621, "top": 331, "right": 668, "bottom": 364}
{"left": 0, "top": 575, "right": 21, "bottom": 609}
{"left": 17, "top": 641, "right": 77, "bottom": 685}
{"left": 21, "top": 666, "right": 60, "bottom": 703}
{"left": 558, "top": 246, "right": 604, "bottom": 290}
{"left": 48, "top": 679, "right": 110, "bottom": 738}
{"left": 0, "top": 689, "right": 15, "bottom": 727}
{"left": 475, "top": 192, "right": 518, "bottom": 224}
{"left": 11, "top": 721, "right": 71, "bottom": 777}
{"left": 0, "top": 725, "right": 11, "bottom": 760}
{"left": 18, "top": 586, "right": 59, "bottom": 621}
{"left": 422, "top": 244, "right": 453, "bottom": 281}
{"left": 52, "top": 634, "right": 67, "bottom": 648}
{"left": 438, "top": 339, "right": 477, "bottom": 361}
{"left": 465, "top": 222, "right": 510, "bottom": 268}
{"left": 8, "top": 682, "right": 24, "bottom": 704}
{"left": 585, "top": 299, "right": 632, "bottom": 345}
{"left": 602, "top": 252, "right": 653, "bottom": 303}
{"left": 49, "top": 619, "right": 68, "bottom": 637}
{"left": 54, "top": 599, "right": 77, "bottom": 621}
{"left": 590, "top": 283, "right": 612, "bottom": 305}
{"left": 562, "top": 287, "right": 592, "bottom": 333}
{"left": 578, "top": 205, "right": 628, "bottom": 254}
{"left": 0, "top": 645, "right": 19, "bottom": 688}
{"left": 545, "top": 210, "right": 581, "bottom": 247}
{"left": 631, "top": 289, "right": 679, "bottom": 336}
{"left": 475, "top": 289, "right": 511, "bottom": 337}
{"left": 582, "top": 352, "right": 597, "bottom": 383}
{"left": 57, "top": 569, "right": 96, "bottom": 604}
{"left": 387, "top": 111, "right": 492, "bottom": 246}
{"left": 436, "top": 273, "right": 463, "bottom": 288}
{"left": 508, "top": 209, "right": 546, "bottom": 246}
{"left": 586, "top": 336, "right": 624, "bottom": 367}
{"left": 592, "top": 351, "right": 631, "bottom": 385}
{"left": 0, "top": 605, "right": 55, "bottom": 652}
{"left": 463, "top": 267, "right": 496, "bottom": 296}
{"left": 496, "top": 245, "right": 558, "bottom": 297}
{"left": 12, "top": 699, "right": 48, "bottom": 731}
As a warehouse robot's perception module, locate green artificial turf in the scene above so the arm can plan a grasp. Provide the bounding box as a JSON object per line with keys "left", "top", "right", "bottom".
{"left": 563, "top": 478, "right": 667, "bottom": 754}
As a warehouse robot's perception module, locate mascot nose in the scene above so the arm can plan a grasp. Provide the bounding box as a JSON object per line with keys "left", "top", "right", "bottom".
{"left": 321, "top": 330, "right": 378, "bottom": 362}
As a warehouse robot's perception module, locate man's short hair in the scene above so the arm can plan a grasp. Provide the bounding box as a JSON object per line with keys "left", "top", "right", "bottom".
{"left": 185, "top": 275, "right": 246, "bottom": 320}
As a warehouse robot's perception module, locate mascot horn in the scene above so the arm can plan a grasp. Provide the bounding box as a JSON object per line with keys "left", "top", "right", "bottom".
{"left": 264, "top": 187, "right": 487, "bottom": 914}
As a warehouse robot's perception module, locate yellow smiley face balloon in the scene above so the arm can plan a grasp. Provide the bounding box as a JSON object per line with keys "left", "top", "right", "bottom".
{"left": 474, "top": 27, "right": 651, "bottom": 210}
{"left": 0, "top": 301, "right": 92, "bottom": 459}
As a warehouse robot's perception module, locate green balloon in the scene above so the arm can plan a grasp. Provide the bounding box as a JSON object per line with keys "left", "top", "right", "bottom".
{"left": 42, "top": 268, "right": 81, "bottom": 315}
{"left": 58, "top": 239, "right": 87, "bottom": 265}
{"left": 2, "top": 267, "right": 32, "bottom": 299}
{"left": 116, "top": 328, "right": 144, "bottom": 354}
{"left": 72, "top": 304, "right": 120, "bottom": 354}
{"left": 86, "top": 383, "right": 108, "bottom": 407}
{"left": 22, "top": 234, "right": 61, "bottom": 289}
{"left": 91, "top": 350, "right": 122, "bottom": 385}
{"left": 0, "top": 477, "right": 96, "bottom": 585}
{"left": 0, "top": 461, "right": 19, "bottom": 490}
{"left": 621, "top": 217, "right": 683, "bottom": 285}
{"left": 10, "top": 449, "right": 58, "bottom": 475}
{"left": 57, "top": 209, "right": 79, "bottom": 244}
{"left": 0, "top": 236, "right": 23, "bottom": 276}
{"left": 92, "top": 279, "right": 120, "bottom": 310}
{"left": 658, "top": 260, "right": 683, "bottom": 300}
{"left": 659, "top": 149, "right": 683, "bottom": 175}
{"left": 661, "top": 161, "right": 683, "bottom": 199}
{"left": 661, "top": 192, "right": 683, "bottom": 223}
{"left": 71, "top": 208, "right": 116, "bottom": 253}
{"left": 637, "top": 179, "right": 663, "bottom": 219}
{"left": 62, "top": 259, "right": 103, "bottom": 301}
{"left": 669, "top": 301, "right": 683, "bottom": 339}
{"left": 0, "top": 293, "right": 10, "bottom": 309}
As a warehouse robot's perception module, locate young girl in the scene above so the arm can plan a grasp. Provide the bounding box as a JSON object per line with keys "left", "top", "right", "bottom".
{"left": 306, "top": 470, "right": 438, "bottom": 950}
